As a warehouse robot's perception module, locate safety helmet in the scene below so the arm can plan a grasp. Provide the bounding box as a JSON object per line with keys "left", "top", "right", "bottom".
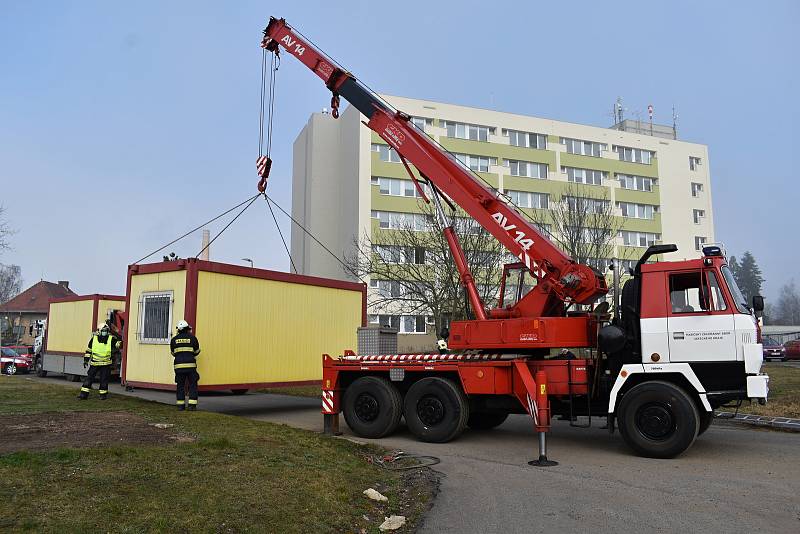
{"left": 176, "top": 320, "right": 191, "bottom": 331}
{"left": 97, "top": 322, "right": 109, "bottom": 332}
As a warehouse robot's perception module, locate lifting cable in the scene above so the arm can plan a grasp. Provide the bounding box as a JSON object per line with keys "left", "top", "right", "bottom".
{"left": 195, "top": 194, "right": 261, "bottom": 259}
{"left": 263, "top": 194, "right": 366, "bottom": 283}
{"left": 256, "top": 48, "right": 279, "bottom": 192}
{"left": 263, "top": 194, "right": 297, "bottom": 274}
{"left": 132, "top": 193, "right": 261, "bottom": 265}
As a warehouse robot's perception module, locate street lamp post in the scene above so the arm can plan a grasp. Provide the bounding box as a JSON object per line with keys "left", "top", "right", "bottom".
{"left": 242, "top": 258, "right": 254, "bottom": 268}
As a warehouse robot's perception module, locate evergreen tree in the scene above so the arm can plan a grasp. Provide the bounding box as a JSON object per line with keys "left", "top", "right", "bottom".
{"left": 728, "top": 255, "right": 740, "bottom": 281}
{"left": 774, "top": 280, "right": 800, "bottom": 325}
{"left": 736, "top": 251, "right": 764, "bottom": 301}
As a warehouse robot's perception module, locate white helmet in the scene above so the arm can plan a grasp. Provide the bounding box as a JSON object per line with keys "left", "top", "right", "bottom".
{"left": 97, "top": 322, "right": 109, "bottom": 332}
{"left": 176, "top": 320, "right": 191, "bottom": 331}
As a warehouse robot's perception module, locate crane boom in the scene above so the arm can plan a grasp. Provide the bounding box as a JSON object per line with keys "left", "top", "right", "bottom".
{"left": 261, "top": 17, "right": 607, "bottom": 326}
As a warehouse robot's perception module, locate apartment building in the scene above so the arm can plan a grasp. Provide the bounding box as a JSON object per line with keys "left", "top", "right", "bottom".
{"left": 291, "top": 95, "right": 714, "bottom": 341}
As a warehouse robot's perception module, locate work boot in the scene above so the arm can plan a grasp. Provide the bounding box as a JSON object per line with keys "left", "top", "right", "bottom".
{"left": 99, "top": 395, "right": 108, "bottom": 401}
{"left": 77, "top": 393, "right": 88, "bottom": 400}
{"left": 177, "top": 404, "right": 186, "bottom": 411}
{"left": 188, "top": 404, "right": 197, "bottom": 411}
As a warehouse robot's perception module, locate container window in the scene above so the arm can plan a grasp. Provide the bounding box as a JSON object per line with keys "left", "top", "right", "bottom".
{"left": 139, "top": 292, "right": 173, "bottom": 344}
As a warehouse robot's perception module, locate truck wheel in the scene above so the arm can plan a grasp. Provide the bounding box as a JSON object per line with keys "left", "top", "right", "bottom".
{"left": 697, "top": 410, "right": 714, "bottom": 436}
{"left": 467, "top": 411, "right": 509, "bottom": 430}
{"left": 342, "top": 376, "right": 402, "bottom": 439}
{"left": 618, "top": 381, "right": 700, "bottom": 458}
{"left": 404, "top": 377, "right": 469, "bottom": 443}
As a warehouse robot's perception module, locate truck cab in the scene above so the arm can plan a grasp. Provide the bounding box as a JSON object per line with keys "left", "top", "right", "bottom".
{"left": 604, "top": 244, "right": 768, "bottom": 456}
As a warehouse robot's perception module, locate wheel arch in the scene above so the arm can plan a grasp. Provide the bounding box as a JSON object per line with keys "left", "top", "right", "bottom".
{"left": 609, "top": 365, "right": 711, "bottom": 415}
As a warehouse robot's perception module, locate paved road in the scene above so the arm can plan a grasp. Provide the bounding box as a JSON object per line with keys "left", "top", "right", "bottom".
{"left": 32, "top": 376, "right": 800, "bottom": 533}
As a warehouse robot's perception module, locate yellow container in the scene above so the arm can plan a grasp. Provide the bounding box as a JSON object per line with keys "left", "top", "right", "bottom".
{"left": 45, "top": 295, "right": 127, "bottom": 355}
{"left": 122, "top": 259, "right": 365, "bottom": 392}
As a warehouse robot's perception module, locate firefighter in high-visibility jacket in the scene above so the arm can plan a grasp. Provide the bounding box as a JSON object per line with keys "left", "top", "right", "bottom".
{"left": 170, "top": 320, "right": 201, "bottom": 411}
{"left": 78, "top": 322, "right": 122, "bottom": 400}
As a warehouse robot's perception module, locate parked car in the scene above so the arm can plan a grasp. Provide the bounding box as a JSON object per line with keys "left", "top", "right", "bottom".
{"left": 762, "top": 337, "right": 787, "bottom": 362}
{"left": 784, "top": 338, "right": 800, "bottom": 361}
{"left": 1, "top": 347, "right": 34, "bottom": 375}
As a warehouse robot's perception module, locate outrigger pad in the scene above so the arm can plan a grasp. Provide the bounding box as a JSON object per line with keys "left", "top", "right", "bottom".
{"left": 528, "top": 457, "right": 559, "bottom": 467}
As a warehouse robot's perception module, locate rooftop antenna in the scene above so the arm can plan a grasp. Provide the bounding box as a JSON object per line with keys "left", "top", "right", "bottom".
{"left": 648, "top": 104, "right": 654, "bottom": 136}
{"left": 672, "top": 106, "right": 678, "bottom": 140}
{"left": 615, "top": 97, "right": 625, "bottom": 129}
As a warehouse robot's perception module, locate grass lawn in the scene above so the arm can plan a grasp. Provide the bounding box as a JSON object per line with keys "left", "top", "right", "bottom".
{"left": 739, "top": 363, "right": 800, "bottom": 418}
{"left": 0, "top": 377, "right": 436, "bottom": 533}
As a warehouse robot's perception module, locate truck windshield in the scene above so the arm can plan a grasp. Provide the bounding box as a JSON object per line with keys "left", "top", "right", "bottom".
{"left": 721, "top": 265, "right": 750, "bottom": 314}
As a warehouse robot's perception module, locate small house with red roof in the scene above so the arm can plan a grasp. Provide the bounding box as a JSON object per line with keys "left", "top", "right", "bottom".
{"left": 0, "top": 281, "right": 76, "bottom": 345}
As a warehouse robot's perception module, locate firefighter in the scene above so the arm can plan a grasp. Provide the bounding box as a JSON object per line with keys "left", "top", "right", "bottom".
{"left": 170, "top": 319, "right": 201, "bottom": 411}
{"left": 78, "top": 322, "right": 122, "bottom": 400}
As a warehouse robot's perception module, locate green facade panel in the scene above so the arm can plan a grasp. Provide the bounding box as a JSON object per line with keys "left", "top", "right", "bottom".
{"left": 559, "top": 153, "right": 659, "bottom": 178}
{"left": 371, "top": 187, "right": 426, "bottom": 213}
{"left": 616, "top": 213, "right": 662, "bottom": 233}
{"left": 614, "top": 186, "right": 661, "bottom": 205}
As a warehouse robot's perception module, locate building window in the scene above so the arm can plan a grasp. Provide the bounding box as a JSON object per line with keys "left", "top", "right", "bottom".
{"left": 618, "top": 202, "right": 657, "bottom": 219}
{"left": 565, "top": 196, "right": 609, "bottom": 214}
{"left": 371, "top": 211, "right": 430, "bottom": 231}
{"left": 453, "top": 153, "right": 497, "bottom": 173}
{"left": 693, "top": 209, "right": 705, "bottom": 224}
{"left": 620, "top": 231, "right": 660, "bottom": 247}
{"left": 371, "top": 143, "right": 401, "bottom": 163}
{"left": 613, "top": 145, "right": 653, "bottom": 164}
{"left": 561, "top": 137, "right": 606, "bottom": 157}
{"left": 372, "top": 245, "right": 426, "bottom": 265}
{"left": 441, "top": 120, "right": 495, "bottom": 141}
{"left": 139, "top": 292, "right": 173, "bottom": 344}
{"left": 563, "top": 166, "right": 605, "bottom": 185}
{"left": 372, "top": 177, "right": 427, "bottom": 198}
{"left": 617, "top": 174, "right": 654, "bottom": 192}
{"left": 694, "top": 236, "right": 707, "bottom": 251}
{"left": 504, "top": 159, "right": 548, "bottom": 178}
{"left": 691, "top": 182, "right": 703, "bottom": 197}
{"left": 411, "top": 116, "right": 433, "bottom": 132}
{"left": 689, "top": 156, "right": 702, "bottom": 171}
{"left": 368, "top": 314, "right": 428, "bottom": 333}
{"left": 503, "top": 129, "right": 546, "bottom": 149}
{"left": 505, "top": 190, "right": 549, "bottom": 209}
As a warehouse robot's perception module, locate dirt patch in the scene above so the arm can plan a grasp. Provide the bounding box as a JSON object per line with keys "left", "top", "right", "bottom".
{"left": 0, "top": 411, "right": 190, "bottom": 453}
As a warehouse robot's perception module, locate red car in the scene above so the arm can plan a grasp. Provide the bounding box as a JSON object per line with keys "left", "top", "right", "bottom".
{"left": 1, "top": 346, "right": 34, "bottom": 375}
{"left": 784, "top": 339, "right": 800, "bottom": 360}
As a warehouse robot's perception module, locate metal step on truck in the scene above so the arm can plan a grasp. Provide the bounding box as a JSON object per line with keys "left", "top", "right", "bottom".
{"left": 257, "top": 17, "right": 769, "bottom": 460}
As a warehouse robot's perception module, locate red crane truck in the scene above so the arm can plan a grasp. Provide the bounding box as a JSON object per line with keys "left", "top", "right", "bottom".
{"left": 259, "top": 18, "right": 769, "bottom": 461}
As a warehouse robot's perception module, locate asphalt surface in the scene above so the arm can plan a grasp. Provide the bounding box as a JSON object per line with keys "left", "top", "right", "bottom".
{"left": 27, "top": 375, "right": 800, "bottom": 533}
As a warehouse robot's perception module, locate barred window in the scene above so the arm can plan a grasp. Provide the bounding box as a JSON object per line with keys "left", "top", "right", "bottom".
{"left": 139, "top": 292, "right": 173, "bottom": 344}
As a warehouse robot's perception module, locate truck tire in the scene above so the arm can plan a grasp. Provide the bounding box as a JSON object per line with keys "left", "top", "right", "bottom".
{"left": 404, "top": 377, "right": 469, "bottom": 443}
{"left": 467, "top": 411, "right": 509, "bottom": 430}
{"left": 697, "top": 410, "right": 714, "bottom": 436}
{"left": 343, "top": 376, "right": 402, "bottom": 439}
{"left": 618, "top": 380, "right": 700, "bottom": 459}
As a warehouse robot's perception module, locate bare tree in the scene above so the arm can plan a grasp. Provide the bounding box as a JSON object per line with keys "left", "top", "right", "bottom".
{"left": 346, "top": 200, "right": 506, "bottom": 335}
{"left": 772, "top": 280, "right": 800, "bottom": 326}
{"left": 0, "top": 264, "right": 22, "bottom": 304}
{"left": 0, "top": 206, "right": 14, "bottom": 254}
{"left": 529, "top": 183, "right": 621, "bottom": 269}
{"left": 0, "top": 206, "right": 21, "bottom": 305}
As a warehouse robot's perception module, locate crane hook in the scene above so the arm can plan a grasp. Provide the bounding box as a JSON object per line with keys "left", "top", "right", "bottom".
{"left": 256, "top": 155, "right": 272, "bottom": 193}
{"left": 331, "top": 93, "right": 340, "bottom": 119}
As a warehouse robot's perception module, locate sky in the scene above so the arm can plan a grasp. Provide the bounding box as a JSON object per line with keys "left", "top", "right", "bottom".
{"left": 0, "top": 0, "right": 797, "bottom": 301}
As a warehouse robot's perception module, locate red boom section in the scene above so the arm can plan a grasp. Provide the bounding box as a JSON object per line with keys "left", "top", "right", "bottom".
{"left": 262, "top": 17, "right": 607, "bottom": 320}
